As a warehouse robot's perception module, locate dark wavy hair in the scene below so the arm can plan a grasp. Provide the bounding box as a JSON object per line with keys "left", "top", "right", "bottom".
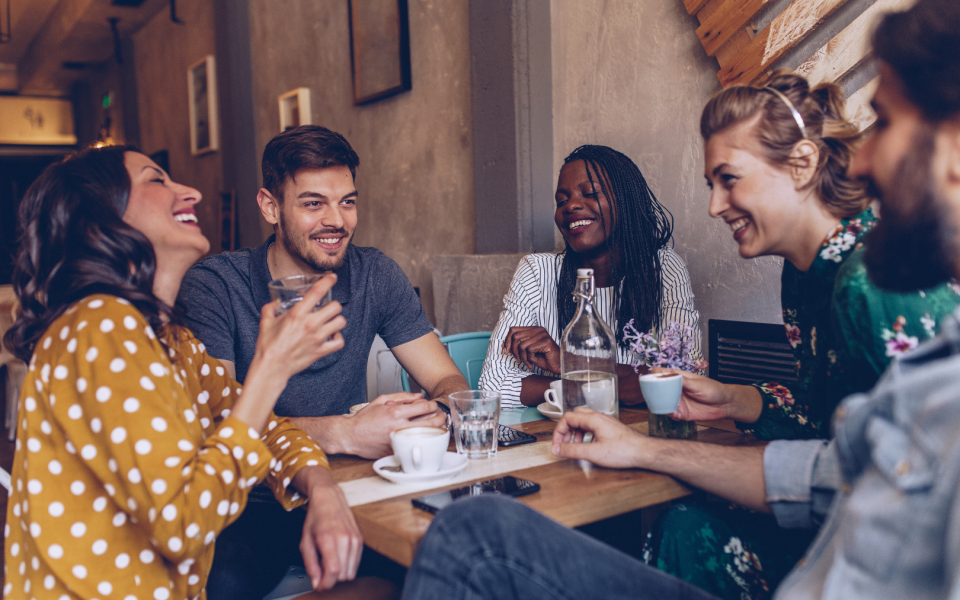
{"left": 262, "top": 125, "right": 360, "bottom": 202}
{"left": 3, "top": 145, "right": 177, "bottom": 362}
{"left": 556, "top": 145, "right": 674, "bottom": 345}
{"left": 873, "top": 0, "right": 960, "bottom": 123}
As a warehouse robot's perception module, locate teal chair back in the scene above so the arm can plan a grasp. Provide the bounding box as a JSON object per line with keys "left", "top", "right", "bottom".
{"left": 401, "top": 332, "right": 493, "bottom": 393}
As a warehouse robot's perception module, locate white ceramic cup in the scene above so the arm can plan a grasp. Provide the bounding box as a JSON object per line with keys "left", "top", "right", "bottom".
{"left": 389, "top": 426, "right": 450, "bottom": 473}
{"left": 581, "top": 378, "right": 616, "bottom": 414}
{"left": 543, "top": 380, "right": 563, "bottom": 412}
{"left": 638, "top": 373, "right": 684, "bottom": 414}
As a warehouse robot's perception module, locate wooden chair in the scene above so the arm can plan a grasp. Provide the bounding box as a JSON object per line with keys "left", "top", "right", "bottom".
{"left": 708, "top": 319, "right": 798, "bottom": 385}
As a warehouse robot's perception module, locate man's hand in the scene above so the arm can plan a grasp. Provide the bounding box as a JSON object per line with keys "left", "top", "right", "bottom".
{"left": 343, "top": 393, "right": 446, "bottom": 458}
{"left": 296, "top": 467, "right": 363, "bottom": 592}
{"left": 551, "top": 407, "right": 651, "bottom": 469}
{"left": 653, "top": 368, "right": 762, "bottom": 423}
{"left": 503, "top": 326, "right": 561, "bottom": 374}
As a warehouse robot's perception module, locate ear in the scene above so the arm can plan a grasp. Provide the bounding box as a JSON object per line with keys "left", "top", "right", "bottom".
{"left": 257, "top": 188, "right": 280, "bottom": 226}
{"left": 790, "top": 139, "right": 820, "bottom": 190}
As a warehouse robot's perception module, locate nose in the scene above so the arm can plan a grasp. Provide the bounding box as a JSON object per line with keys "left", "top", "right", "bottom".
{"left": 847, "top": 134, "right": 874, "bottom": 181}
{"left": 322, "top": 203, "right": 345, "bottom": 230}
{"left": 708, "top": 187, "right": 728, "bottom": 219}
{"left": 175, "top": 182, "right": 202, "bottom": 205}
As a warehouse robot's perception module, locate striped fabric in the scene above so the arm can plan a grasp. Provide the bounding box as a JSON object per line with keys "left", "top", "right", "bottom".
{"left": 479, "top": 249, "right": 702, "bottom": 409}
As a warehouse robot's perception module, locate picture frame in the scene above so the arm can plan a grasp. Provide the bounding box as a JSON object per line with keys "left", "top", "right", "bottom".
{"left": 187, "top": 55, "right": 219, "bottom": 155}
{"left": 347, "top": 0, "right": 412, "bottom": 105}
{"left": 278, "top": 88, "right": 312, "bottom": 132}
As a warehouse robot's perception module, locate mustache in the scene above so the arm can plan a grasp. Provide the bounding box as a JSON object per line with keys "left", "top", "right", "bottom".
{"left": 310, "top": 229, "right": 348, "bottom": 239}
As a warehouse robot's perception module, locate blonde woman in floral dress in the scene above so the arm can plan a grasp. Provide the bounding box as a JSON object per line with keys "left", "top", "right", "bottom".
{"left": 640, "top": 71, "right": 960, "bottom": 600}
{"left": 2, "top": 146, "right": 362, "bottom": 599}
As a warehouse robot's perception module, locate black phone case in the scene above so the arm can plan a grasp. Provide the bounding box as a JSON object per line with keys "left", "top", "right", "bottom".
{"left": 412, "top": 477, "right": 541, "bottom": 514}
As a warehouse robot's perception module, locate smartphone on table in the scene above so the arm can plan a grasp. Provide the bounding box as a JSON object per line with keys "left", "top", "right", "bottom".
{"left": 412, "top": 476, "right": 541, "bottom": 514}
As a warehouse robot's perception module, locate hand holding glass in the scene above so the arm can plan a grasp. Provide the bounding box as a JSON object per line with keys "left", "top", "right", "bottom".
{"left": 268, "top": 274, "right": 333, "bottom": 315}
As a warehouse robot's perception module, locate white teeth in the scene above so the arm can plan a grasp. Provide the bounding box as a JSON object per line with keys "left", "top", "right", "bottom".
{"left": 568, "top": 220, "right": 593, "bottom": 230}
{"left": 317, "top": 238, "right": 340, "bottom": 244}
{"left": 174, "top": 213, "right": 198, "bottom": 224}
{"left": 729, "top": 217, "right": 749, "bottom": 233}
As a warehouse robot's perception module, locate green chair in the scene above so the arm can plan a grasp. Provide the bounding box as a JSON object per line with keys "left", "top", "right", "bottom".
{"left": 401, "top": 332, "right": 493, "bottom": 392}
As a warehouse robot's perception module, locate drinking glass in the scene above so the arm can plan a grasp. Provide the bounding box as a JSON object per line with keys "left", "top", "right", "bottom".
{"left": 449, "top": 390, "right": 500, "bottom": 459}
{"left": 268, "top": 274, "right": 332, "bottom": 315}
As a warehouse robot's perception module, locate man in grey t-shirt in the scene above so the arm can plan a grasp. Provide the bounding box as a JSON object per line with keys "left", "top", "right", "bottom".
{"left": 178, "top": 125, "right": 468, "bottom": 599}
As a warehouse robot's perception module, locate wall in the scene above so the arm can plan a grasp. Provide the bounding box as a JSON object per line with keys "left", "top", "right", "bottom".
{"left": 246, "top": 0, "right": 476, "bottom": 324}
{"left": 550, "top": 0, "right": 785, "bottom": 350}
{"left": 132, "top": 0, "right": 224, "bottom": 253}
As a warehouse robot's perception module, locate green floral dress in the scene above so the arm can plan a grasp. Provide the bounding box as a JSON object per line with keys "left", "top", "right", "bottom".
{"left": 642, "top": 209, "right": 960, "bottom": 600}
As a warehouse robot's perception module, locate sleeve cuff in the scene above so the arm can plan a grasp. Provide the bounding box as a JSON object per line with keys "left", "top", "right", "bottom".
{"left": 209, "top": 416, "right": 272, "bottom": 485}
{"left": 764, "top": 439, "right": 829, "bottom": 529}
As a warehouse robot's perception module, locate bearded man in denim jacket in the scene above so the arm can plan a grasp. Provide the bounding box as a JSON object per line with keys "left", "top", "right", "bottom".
{"left": 400, "top": 1, "right": 960, "bottom": 599}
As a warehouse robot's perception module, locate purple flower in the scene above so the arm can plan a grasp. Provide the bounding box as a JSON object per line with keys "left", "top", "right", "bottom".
{"left": 623, "top": 320, "right": 707, "bottom": 373}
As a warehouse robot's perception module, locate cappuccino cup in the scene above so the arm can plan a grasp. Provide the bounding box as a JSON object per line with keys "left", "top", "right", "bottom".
{"left": 638, "top": 372, "right": 683, "bottom": 414}
{"left": 542, "top": 380, "right": 563, "bottom": 413}
{"left": 389, "top": 426, "right": 450, "bottom": 473}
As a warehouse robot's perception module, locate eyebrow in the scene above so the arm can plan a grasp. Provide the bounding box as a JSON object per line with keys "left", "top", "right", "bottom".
{"left": 141, "top": 166, "right": 167, "bottom": 178}
{"left": 711, "top": 163, "right": 730, "bottom": 177}
{"left": 297, "top": 190, "right": 358, "bottom": 200}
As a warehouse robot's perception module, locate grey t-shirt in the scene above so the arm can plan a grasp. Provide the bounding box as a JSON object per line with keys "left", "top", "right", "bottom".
{"left": 177, "top": 236, "right": 434, "bottom": 417}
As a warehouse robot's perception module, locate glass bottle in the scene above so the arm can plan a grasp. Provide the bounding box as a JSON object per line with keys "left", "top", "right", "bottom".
{"left": 560, "top": 268, "right": 619, "bottom": 420}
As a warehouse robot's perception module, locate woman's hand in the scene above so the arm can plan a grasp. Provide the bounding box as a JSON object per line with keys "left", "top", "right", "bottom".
{"left": 652, "top": 368, "right": 762, "bottom": 423}
{"left": 255, "top": 273, "right": 346, "bottom": 382}
{"left": 503, "top": 326, "right": 561, "bottom": 374}
{"left": 295, "top": 467, "right": 363, "bottom": 591}
{"left": 551, "top": 407, "right": 650, "bottom": 469}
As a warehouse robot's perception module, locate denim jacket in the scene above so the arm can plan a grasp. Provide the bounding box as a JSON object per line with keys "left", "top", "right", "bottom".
{"left": 765, "top": 304, "right": 960, "bottom": 600}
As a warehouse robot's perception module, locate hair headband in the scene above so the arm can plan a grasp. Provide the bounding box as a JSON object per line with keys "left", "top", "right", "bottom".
{"left": 763, "top": 87, "right": 807, "bottom": 139}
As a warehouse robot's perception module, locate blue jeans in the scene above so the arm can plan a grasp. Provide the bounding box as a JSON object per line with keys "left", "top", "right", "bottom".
{"left": 402, "top": 495, "right": 719, "bottom": 600}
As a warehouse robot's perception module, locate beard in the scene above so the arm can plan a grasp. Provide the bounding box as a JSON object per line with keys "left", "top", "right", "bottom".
{"left": 863, "top": 125, "right": 960, "bottom": 293}
{"left": 277, "top": 208, "right": 353, "bottom": 272}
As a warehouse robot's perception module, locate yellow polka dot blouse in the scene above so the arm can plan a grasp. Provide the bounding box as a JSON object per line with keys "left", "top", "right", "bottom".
{"left": 4, "top": 295, "right": 330, "bottom": 600}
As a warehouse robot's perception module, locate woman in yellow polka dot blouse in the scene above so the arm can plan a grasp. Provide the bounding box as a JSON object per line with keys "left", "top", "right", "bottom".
{"left": 2, "top": 146, "right": 363, "bottom": 599}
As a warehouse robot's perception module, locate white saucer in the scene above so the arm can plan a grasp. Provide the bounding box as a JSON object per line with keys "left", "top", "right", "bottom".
{"left": 537, "top": 402, "right": 563, "bottom": 421}
{"left": 373, "top": 452, "right": 468, "bottom": 484}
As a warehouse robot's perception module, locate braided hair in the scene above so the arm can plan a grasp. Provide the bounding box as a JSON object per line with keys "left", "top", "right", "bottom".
{"left": 556, "top": 145, "right": 674, "bottom": 345}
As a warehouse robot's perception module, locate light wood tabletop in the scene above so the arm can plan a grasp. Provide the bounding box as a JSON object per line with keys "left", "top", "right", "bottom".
{"left": 329, "top": 407, "right": 759, "bottom": 567}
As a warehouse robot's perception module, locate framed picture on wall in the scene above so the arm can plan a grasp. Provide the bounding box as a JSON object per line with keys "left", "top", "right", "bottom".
{"left": 278, "top": 88, "right": 312, "bottom": 132}
{"left": 347, "top": 0, "right": 412, "bottom": 105}
{"left": 188, "top": 55, "right": 219, "bottom": 155}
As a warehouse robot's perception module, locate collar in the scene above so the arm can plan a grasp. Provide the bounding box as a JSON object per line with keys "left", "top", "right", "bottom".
{"left": 806, "top": 207, "right": 877, "bottom": 280}
{"left": 253, "top": 234, "right": 353, "bottom": 308}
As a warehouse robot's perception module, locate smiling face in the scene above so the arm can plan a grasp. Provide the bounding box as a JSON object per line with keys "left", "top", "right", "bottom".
{"left": 122, "top": 151, "right": 209, "bottom": 264}
{"left": 554, "top": 159, "right": 615, "bottom": 257}
{"left": 704, "top": 117, "right": 814, "bottom": 261}
{"left": 264, "top": 165, "right": 358, "bottom": 273}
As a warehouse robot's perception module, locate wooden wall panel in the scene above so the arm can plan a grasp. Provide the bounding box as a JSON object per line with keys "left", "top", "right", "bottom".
{"left": 697, "top": 0, "right": 771, "bottom": 57}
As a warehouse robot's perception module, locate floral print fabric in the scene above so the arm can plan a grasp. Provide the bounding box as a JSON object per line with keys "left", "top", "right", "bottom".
{"left": 742, "top": 209, "right": 960, "bottom": 440}
{"left": 3, "top": 295, "right": 328, "bottom": 600}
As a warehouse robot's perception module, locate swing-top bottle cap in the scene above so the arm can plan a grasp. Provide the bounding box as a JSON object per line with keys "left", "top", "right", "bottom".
{"left": 577, "top": 268, "right": 594, "bottom": 278}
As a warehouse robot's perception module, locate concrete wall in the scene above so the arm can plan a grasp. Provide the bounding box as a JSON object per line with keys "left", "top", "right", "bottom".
{"left": 132, "top": 0, "right": 224, "bottom": 253}
{"left": 550, "top": 0, "right": 784, "bottom": 348}
{"left": 246, "top": 0, "right": 476, "bottom": 324}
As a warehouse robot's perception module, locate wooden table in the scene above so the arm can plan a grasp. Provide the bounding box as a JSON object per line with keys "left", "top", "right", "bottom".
{"left": 329, "top": 408, "right": 758, "bottom": 567}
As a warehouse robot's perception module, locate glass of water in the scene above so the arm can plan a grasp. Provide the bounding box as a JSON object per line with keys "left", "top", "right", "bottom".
{"left": 267, "top": 274, "right": 332, "bottom": 316}
{"left": 449, "top": 390, "right": 500, "bottom": 459}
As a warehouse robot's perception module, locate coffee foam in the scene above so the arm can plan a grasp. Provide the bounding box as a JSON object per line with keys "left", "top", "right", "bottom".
{"left": 393, "top": 426, "right": 448, "bottom": 438}
{"left": 639, "top": 373, "right": 681, "bottom": 381}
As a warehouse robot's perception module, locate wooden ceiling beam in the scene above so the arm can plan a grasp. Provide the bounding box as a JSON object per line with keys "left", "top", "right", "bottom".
{"left": 845, "top": 76, "right": 879, "bottom": 131}
{"left": 717, "top": 0, "right": 851, "bottom": 88}
{"left": 684, "top": 0, "right": 712, "bottom": 16}
{"left": 697, "top": 0, "right": 771, "bottom": 57}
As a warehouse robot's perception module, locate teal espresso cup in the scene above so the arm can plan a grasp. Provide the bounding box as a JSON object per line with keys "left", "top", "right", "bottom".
{"left": 638, "top": 373, "right": 683, "bottom": 414}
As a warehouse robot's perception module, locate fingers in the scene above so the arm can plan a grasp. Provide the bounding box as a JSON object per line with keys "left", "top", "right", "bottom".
{"left": 292, "top": 273, "right": 338, "bottom": 316}
{"left": 316, "top": 532, "right": 343, "bottom": 590}
{"left": 300, "top": 533, "right": 324, "bottom": 590}
{"left": 372, "top": 392, "right": 423, "bottom": 406}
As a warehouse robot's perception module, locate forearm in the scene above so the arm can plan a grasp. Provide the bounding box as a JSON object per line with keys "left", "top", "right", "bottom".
{"left": 292, "top": 464, "right": 337, "bottom": 496}
{"left": 638, "top": 437, "right": 770, "bottom": 512}
{"left": 519, "top": 374, "right": 556, "bottom": 406}
{"left": 222, "top": 355, "right": 288, "bottom": 433}
{"left": 722, "top": 384, "right": 763, "bottom": 423}
{"left": 426, "top": 373, "right": 470, "bottom": 405}
{"left": 292, "top": 415, "right": 352, "bottom": 455}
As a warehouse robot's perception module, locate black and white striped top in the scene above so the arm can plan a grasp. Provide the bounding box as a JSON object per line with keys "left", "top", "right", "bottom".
{"left": 479, "top": 249, "right": 701, "bottom": 409}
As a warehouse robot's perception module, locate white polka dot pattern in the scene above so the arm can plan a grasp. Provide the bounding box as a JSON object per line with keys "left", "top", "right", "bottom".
{"left": 5, "top": 294, "right": 326, "bottom": 599}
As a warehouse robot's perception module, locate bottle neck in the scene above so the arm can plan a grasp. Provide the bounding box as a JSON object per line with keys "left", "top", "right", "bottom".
{"left": 573, "top": 276, "right": 594, "bottom": 317}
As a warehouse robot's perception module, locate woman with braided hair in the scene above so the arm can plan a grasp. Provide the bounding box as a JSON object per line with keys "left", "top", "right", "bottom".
{"left": 479, "top": 144, "right": 701, "bottom": 408}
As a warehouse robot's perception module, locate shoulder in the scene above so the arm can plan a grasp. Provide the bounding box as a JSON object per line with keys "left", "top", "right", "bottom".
{"left": 658, "top": 247, "right": 687, "bottom": 269}
{"left": 186, "top": 247, "right": 256, "bottom": 281}
{"left": 35, "top": 294, "right": 156, "bottom": 364}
